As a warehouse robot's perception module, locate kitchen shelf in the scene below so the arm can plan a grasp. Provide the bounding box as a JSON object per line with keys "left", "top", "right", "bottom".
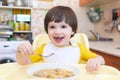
{"left": 13, "top": 31, "right": 32, "bottom": 33}
{"left": 0, "top": 2, "right": 32, "bottom": 41}
{"left": 0, "top": 6, "right": 31, "bottom": 10}
{"left": 0, "top": 31, "right": 13, "bottom": 35}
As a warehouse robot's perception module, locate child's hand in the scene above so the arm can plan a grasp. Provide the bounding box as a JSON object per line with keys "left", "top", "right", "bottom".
{"left": 16, "top": 41, "right": 33, "bottom": 65}
{"left": 86, "top": 56, "right": 105, "bottom": 72}
{"left": 17, "top": 41, "right": 33, "bottom": 55}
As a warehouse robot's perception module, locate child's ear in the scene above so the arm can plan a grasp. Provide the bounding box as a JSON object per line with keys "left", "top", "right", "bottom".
{"left": 71, "top": 32, "right": 74, "bottom": 36}
{"left": 71, "top": 32, "right": 74, "bottom": 35}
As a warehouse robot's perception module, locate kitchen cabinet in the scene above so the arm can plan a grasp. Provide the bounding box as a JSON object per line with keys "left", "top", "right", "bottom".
{"left": 80, "top": 0, "right": 93, "bottom": 6}
{"left": 0, "top": 6, "right": 32, "bottom": 41}
{"left": 90, "top": 49, "right": 120, "bottom": 70}
{"left": 80, "top": 0, "right": 120, "bottom": 7}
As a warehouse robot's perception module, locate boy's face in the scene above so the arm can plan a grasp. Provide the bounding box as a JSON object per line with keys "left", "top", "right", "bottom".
{"left": 48, "top": 21, "right": 74, "bottom": 47}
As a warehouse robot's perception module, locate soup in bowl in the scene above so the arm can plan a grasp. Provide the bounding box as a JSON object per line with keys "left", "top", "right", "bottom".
{"left": 27, "top": 63, "right": 80, "bottom": 80}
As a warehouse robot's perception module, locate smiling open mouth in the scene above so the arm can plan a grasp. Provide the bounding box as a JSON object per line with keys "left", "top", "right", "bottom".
{"left": 54, "top": 37, "right": 64, "bottom": 42}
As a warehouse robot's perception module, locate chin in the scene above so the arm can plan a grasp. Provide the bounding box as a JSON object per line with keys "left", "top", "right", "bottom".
{"left": 54, "top": 43, "right": 64, "bottom": 47}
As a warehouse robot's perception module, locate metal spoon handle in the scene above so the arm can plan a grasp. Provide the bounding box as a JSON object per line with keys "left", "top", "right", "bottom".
{"left": 38, "top": 53, "right": 55, "bottom": 58}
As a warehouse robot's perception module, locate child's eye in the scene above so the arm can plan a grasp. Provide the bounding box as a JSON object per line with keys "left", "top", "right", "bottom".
{"left": 61, "top": 25, "right": 67, "bottom": 28}
{"left": 49, "top": 26, "right": 55, "bottom": 29}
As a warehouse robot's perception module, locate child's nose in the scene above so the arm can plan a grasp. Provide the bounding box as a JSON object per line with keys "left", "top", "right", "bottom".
{"left": 54, "top": 28, "right": 62, "bottom": 34}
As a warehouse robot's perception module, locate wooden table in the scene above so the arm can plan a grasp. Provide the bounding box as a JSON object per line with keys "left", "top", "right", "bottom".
{"left": 0, "top": 62, "right": 120, "bottom": 80}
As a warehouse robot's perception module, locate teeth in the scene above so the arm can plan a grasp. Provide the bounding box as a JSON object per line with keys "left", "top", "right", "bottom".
{"left": 54, "top": 37, "right": 64, "bottom": 40}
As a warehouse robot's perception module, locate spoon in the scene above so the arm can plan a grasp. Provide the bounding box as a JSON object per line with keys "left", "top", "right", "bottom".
{"left": 37, "top": 53, "right": 55, "bottom": 58}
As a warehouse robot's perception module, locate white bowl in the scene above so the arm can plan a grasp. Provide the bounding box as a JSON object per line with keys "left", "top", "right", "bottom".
{"left": 27, "top": 63, "right": 80, "bottom": 80}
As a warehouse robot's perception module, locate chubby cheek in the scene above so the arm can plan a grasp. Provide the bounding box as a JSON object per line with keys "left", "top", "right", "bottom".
{"left": 48, "top": 31, "right": 55, "bottom": 42}
{"left": 48, "top": 33, "right": 53, "bottom": 41}
{"left": 64, "top": 35, "right": 71, "bottom": 43}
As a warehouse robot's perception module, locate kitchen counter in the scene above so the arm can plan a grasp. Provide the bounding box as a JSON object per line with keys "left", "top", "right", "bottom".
{"left": 89, "top": 41, "right": 120, "bottom": 57}
{"left": 0, "top": 62, "right": 120, "bottom": 80}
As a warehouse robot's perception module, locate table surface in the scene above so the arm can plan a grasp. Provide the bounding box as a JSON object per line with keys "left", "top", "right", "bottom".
{"left": 0, "top": 62, "right": 120, "bottom": 80}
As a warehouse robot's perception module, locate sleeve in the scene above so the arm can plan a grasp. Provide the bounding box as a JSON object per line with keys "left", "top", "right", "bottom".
{"left": 29, "top": 44, "right": 46, "bottom": 63}
{"left": 78, "top": 43, "right": 97, "bottom": 61}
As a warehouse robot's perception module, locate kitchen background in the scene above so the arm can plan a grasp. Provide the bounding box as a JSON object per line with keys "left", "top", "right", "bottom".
{"left": 0, "top": 0, "right": 120, "bottom": 42}
{"left": 32, "top": 0, "right": 120, "bottom": 42}
{"left": 0, "top": 0, "right": 120, "bottom": 69}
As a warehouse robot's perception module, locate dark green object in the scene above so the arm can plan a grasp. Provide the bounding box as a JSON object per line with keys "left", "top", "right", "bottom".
{"left": 95, "top": 7, "right": 101, "bottom": 15}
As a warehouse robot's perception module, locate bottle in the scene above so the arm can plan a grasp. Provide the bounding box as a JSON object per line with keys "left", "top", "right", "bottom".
{"left": 13, "top": 9, "right": 17, "bottom": 22}
{"left": 96, "top": 33, "right": 100, "bottom": 40}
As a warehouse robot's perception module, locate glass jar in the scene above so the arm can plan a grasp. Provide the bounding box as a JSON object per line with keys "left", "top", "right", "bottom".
{"left": 19, "top": 21, "right": 25, "bottom": 31}
{"left": 25, "top": 23, "right": 30, "bottom": 31}
{"left": 14, "top": 22, "right": 19, "bottom": 31}
{"left": 14, "top": 0, "right": 23, "bottom": 7}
